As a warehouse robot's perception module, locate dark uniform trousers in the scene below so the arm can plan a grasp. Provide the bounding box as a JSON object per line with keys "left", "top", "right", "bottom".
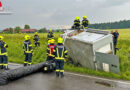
{"left": 0, "top": 55, "right": 8, "bottom": 69}
{"left": 25, "top": 53, "right": 32, "bottom": 65}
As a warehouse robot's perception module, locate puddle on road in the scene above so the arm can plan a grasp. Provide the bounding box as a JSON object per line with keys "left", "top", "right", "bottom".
{"left": 95, "top": 81, "right": 114, "bottom": 87}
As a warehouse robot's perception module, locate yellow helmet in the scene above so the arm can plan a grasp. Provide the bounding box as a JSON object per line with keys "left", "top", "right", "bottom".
{"left": 49, "top": 29, "right": 52, "bottom": 32}
{"left": 0, "top": 36, "right": 4, "bottom": 40}
{"left": 75, "top": 16, "right": 80, "bottom": 20}
{"left": 83, "top": 16, "right": 87, "bottom": 19}
{"left": 35, "top": 32, "right": 38, "bottom": 34}
{"left": 58, "top": 37, "right": 63, "bottom": 43}
{"left": 24, "top": 35, "right": 30, "bottom": 40}
{"left": 50, "top": 39, "right": 55, "bottom": 44}
{"left": 48, "top": 40, "right": 51, "bottom": 44}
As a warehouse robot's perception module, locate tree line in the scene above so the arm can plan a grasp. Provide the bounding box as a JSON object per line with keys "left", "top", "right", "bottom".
{"left": 89, "top": 20, "right": 130, "bottom": 29}
{"left": 2, "top": 24, "right": 63, "bottom": 34}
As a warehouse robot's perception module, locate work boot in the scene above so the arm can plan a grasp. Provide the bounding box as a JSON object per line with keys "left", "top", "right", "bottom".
{"left": 3, "top": 66, "right": 9, "bottom": 70}
{"left": 28, "top": 64, "right": 31, "bottom": 66}
{"left": 24, "top": 63, "right": 27, "bottom": 67}
{"left": 0, "top": 65, "right": 3, "bottom": 69}
{"left": 60, "top": 72, "right": 64, "bottom": 78}
{"left": 56, "top": 72, "right": 60, "bottom": 77}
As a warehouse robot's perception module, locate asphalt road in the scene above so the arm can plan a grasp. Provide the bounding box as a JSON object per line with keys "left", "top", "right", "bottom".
{"left": 0, "top": 63, "right": 130, "bottom": 90}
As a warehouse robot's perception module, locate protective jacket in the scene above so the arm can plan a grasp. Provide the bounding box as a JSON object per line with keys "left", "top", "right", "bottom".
{"left": 23, "top": 40, "right": 33, "bottom": 53}
{"left": 53, "top": 44, "right": 67, "bottom": 60}
{"left": 47, "top": 32, "right": 54, "bottom": 40}
{"left": 74, "top": 20, "right": 80, "bottom": 29}
{"left": 82, "top": 19, "right": 89, "bottom": 28}
{"left": 33, "top": 35, "right": 39, "bottom": 42}
{"left": 47, "top": 44, "right": 56, "bottom": 56}
{"left": 0, "top": 41, "right": 8, "bottom": 56}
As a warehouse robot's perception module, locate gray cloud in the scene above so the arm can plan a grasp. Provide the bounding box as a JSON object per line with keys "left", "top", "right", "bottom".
{"left": 0, "top": 0, "right": 130, "bottom": 30}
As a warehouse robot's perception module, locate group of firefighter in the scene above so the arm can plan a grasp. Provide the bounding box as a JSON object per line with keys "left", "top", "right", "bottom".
{"left": 72, "top": 16, "right": 90, "bottom": 30}
{"left": 0, "top": 16, "right": 119, "bottom": 78}
{"left": 47, "top": 29, "right": 68, "bottom": 77}
{"left": 0, "top": 29, "right": 67, "bottom": 78}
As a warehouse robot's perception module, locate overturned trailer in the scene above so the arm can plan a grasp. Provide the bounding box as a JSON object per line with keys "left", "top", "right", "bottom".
{"left": 62, "top": 29, "right": 120, "bottom": 74}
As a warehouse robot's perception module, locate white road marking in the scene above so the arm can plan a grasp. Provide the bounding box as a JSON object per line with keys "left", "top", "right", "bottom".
{"left": 65, "top": 72, "right": 130, "bottom": 85}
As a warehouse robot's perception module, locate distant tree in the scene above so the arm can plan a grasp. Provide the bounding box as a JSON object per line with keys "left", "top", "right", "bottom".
{"left": 24, "top": 24, "right": 30, "bottom": 29}
{"left": 89, "top": 20, "right": 130, "bottom": 29}
{"left": 38, "top": 28, "right": 47, "bottom": 33}
{"left": 56, "top": 29, "right": 60, "bottom": 32}
{"left": 15, "top": 26, "right": 21, "bottom": 33}
{"left": 8, "top": 28, "right": 13, "bottom": 33}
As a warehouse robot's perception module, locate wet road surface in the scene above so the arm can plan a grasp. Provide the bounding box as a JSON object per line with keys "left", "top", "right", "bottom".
{"left": 0, "top": 63, "right": 130, "bottom": 90}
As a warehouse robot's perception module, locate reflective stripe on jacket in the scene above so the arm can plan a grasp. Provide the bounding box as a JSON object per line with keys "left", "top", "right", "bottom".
{"left": 74, "top": 20, "right": 80, "bottom": 27}
{"left": 82, "top": 19, "right": 89, "bottom": 27}
{"left": 23, "top": 40, "right": 33, "bottom": 53}
{"left": 53, "top": 44, "right": 68, "bottom": 60}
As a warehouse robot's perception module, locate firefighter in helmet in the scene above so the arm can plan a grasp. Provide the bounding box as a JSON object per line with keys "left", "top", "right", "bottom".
{"left": 72, "top": 16, "right": 81, "bottom": 30}
{"left": 0, "top": 36, "right": 9, "bottom": 70}
{"left": 46, "top": 39, "right": 56, "bottom": 61}
{"left": 23, "top": 35, "right": 33, "bottom": 66}
{"left": 53, "top": 37, "right": 68, "bottom": 78}
{"left": 47, "top": 29, "right": 54, "bottom": 41}
{"left": 33, "top": 32, "right": 40, "bottom": 47}
{"left": 81, "top": 16, "right": 90, "bottom": 29}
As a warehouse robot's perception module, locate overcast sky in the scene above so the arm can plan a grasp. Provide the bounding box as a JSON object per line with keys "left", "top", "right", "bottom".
{"left": 0, "top": 0, "right": 130, "bottom": 30}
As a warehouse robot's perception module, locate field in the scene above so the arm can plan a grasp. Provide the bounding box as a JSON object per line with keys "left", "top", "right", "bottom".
{"left": 1, "top": 29, "right": 130, "bottom": 80}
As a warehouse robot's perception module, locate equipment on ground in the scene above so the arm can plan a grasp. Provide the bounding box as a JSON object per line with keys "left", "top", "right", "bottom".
{"left": 0, "top": 62, "right": 56, "bottom": 86}
{"left": 42, "top": 61, "right": 56, "bottom": 73}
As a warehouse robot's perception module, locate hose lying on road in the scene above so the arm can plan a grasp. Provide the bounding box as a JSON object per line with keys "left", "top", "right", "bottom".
{"left": 0, "top": 63, "right": 44, "bottom": 86}
{"left": 42, "top": 61, "right": 56, "bottom": 72}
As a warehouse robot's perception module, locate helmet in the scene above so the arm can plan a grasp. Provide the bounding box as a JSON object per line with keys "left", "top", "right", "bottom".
{"left": 50, "top": 39, "right": 55, "bottom": 44}
{"left": 83, "top": 16, "right": 87, "bottom": 19}
{"left": 58, "top": 37, "right": 63, "bottom": 43}
{"left": 24, "top": 35, "right": 30, "bottom": 40}
{"left": 49, "top": 29, "right": 52, "bottom": 32}
{"left": 35, "top": 32, "right": 38, "bottom": 34}
{"left": 48, "top": 40, "right": 51, "bottom": 44}
{"left": 0, "top": 36, "right": 3, "bottom": 40}
{"left": 75, "top": 16, "right": 80, "bottom": 20}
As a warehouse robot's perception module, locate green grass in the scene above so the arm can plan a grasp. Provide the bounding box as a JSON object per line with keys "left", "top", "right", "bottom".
{"left": 1, "top": 29, "right": 130, "bottom": 80}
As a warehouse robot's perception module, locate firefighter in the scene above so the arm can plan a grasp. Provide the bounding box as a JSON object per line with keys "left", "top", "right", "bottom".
{"left": 47, "top": 29, "right": 54, "bottom": 41}
{"left": 23, "top": 35, "right": 33, "bottom": 66}
{"left": 0, "top": 36, "right": 8, "bottom": 70}
{"left": 53, "top": 37, "right": 68, "bottom": 78}
{"left": 73, "top": 16, "right": 81, "bottom": 29}
{"left": 113, "top": 30, "right": 119, "bottom": 55}
{"left": 46, "top": 39, "right": 55, "bottom": 61}
{"left": 82, "top": 16, "right": 90, "bottom": 29}
{"left": 33, "top": 32, "right": 40, "bottom": 47}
